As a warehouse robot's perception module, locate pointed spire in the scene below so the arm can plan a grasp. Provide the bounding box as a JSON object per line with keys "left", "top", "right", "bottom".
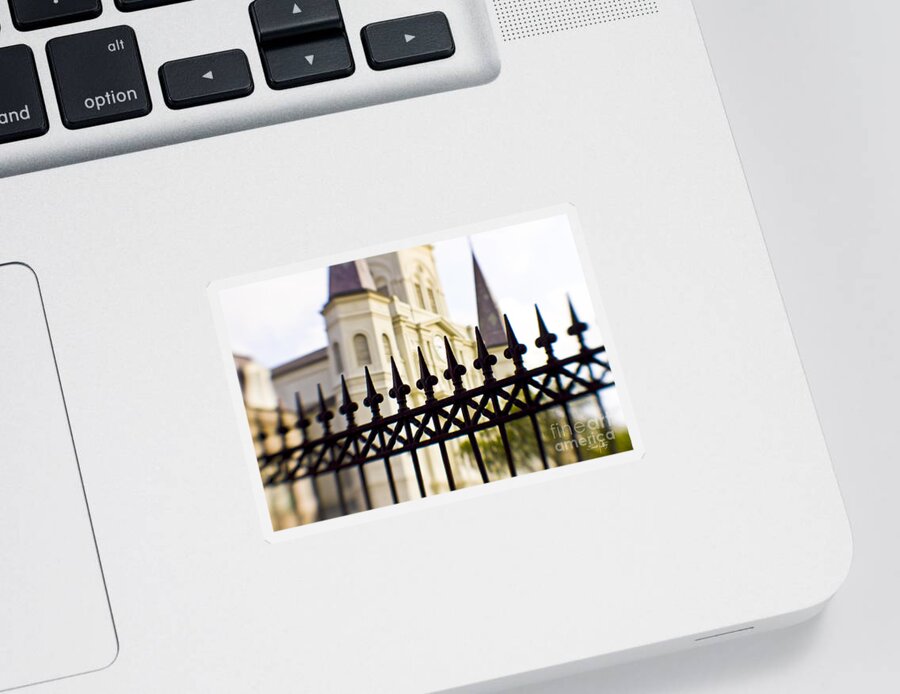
{"left": 316, "top": 383, "right": 333, "bottom": 435}
{"left": 363, "top": 366, "right": 384, "bottom": 420}
{"left": 471, "top": 247, "right": 506, "bottom": 348}
{"left": 534, "top": 304, "right": 558, "bottom": 362}
{"left": 502, "top": 314, "right": 527, "bottom": 374}
{"left": 415, "top": 346, "right": 438, "bottom": 403}
{"left": 442, "top": 336, "right": 467, "bottom": 394}
{"left": 338, "top": 375, "right": 358, "bottom": 428}
{"left": 566, "top": 295, "right": 589, "bottom": 350}
{"left": 388, "top": 356, "right": 411, "bottom": 412}
{"left": 473, "top": 326, "right": 498, "bottom": 384}
{"left": 294, "top": 391, "right": 310, "bottom": 442}
{"left": 327, "top": 259, "right": 376, "bottom": 301}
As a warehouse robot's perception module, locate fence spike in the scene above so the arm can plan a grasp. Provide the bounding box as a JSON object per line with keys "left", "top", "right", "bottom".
{"left": 566, "top": 294, "right": 589, "bottom": 350}
{"left": 473, "top": 326, "right": 498, "bottom": 384}
{"left": 363, "top": 366, "right": 384, "bottom": 420}
{"left": 294, "top": 391, "right": 311, "bottom": 441}
{"left": 502, "top": 313, "right": 527, "bottom": 374}
{"left": 338, "top": 375, "right": 358, "bottom": 428}
{"left": 275, "top": 401, "right": 290, "bottom": 448}
{"left": 388, "top": 356, "right": 411, "bottom": 412}
{"left": 534, "top": 304, "right": 558, "bottom": 361}
{"left": 416, "top": 346, "right": 439, "bottom": 403}
{"left": 442, "top": 336, "right": 467, "bottom": 394}
{"left": 275, "top": 401, "right": 294, "bottom": 462}
{"left": 316, "top": 383, "right": 334, "bottom": 434}
{"left": 255, "top": 409, "right": 268, "bottom": 450}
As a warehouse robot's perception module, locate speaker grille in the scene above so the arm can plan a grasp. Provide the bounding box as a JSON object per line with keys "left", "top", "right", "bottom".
{"left": 493, "top": 0, "right": 659, "bottom": 42}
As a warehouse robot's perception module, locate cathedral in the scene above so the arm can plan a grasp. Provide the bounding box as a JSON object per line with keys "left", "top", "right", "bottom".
{"left": 237, "top": 243, "right": 517, "bottom": 526}
{"left": 268, "top": 243, "right": 512, "bottom": 418}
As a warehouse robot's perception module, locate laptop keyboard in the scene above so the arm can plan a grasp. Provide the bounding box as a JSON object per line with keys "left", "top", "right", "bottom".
{"left": 0, "top": 0, "right": 498, "bottom": 176}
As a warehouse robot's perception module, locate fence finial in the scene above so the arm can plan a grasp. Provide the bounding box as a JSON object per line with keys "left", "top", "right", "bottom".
{"left": 388, "top": 356, "right": 411, "bottom": 412}
{"left": 255, "top": 410, "right": 268, "bottom": 452}
{"left": 294, "top": 391, "right": 311, "bottom": 441}
{"left": 442, "top": 336, "right": 467, "bottom": 394}
{"left": 316, "top": 383, "right": 334, "bottom": 434}
{"left": 534, "top": 305, "right": 558, "bottom": 361}
{"left": 363, "top": 366, "right": 384, "bottom": 420}
{"left": 416, "top": 346, "right": 439, "bottom": 403}
{"left": 503, "top": 313, "right": 527, "bottom": 374}
{"left": 473, "top": 326, "right": 498, "bottom": 384}
{"left": 275, "top": 400, "right": 289, "bottom": 437}
{"left": 338, "top": 375, "right": 358, "bottom": 428}
{"left": 275, "top": 401, "right": 291, "bottom": 455}
{"left": 566, "top": 295, "right": 589, "bottom": 350}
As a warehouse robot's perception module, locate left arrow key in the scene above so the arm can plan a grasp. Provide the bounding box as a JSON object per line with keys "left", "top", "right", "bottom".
{"left": 159, "top": 50, "right": 254, "bottom": 110}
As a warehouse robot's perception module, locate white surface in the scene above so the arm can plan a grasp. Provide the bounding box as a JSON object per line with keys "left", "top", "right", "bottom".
{"left": 513, "top": 1, "right": 900, "bottom": 691}
{"left": 0, "top": 1, "right": 853, "bottom": 691}
{"left": 0, "top": 264, "right": 117, "bottom": 692}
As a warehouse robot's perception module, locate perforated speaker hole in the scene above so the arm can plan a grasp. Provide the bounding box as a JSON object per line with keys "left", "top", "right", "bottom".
{"left": 493, "top": 0, "right": 659, "bottom": 42}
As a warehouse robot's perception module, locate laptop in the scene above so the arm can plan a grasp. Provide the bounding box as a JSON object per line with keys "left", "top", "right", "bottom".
{"left": 0, "top": 1, "right": 851, "bottom": 691}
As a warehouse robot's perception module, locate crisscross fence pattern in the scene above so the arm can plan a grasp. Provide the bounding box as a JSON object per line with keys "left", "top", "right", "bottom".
{"left": 253, "top": 300, "right": 620, "bottom": 518}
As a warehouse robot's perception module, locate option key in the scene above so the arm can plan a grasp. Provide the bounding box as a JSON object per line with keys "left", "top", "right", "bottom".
{"left": 47, "top": 26, "right": 152, "bottom": 130}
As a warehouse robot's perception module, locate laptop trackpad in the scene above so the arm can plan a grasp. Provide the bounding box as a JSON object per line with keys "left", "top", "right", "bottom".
{"left": 0, "top": 264, "right": 117, "bottom": 691}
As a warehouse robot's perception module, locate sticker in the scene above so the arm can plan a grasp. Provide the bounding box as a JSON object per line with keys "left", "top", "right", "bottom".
{"left": 211, "top": 207, "right": 637, "bottom": 534}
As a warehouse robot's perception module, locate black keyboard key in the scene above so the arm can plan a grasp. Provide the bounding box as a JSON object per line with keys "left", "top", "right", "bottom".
{"left": 0, "top": 45, "right": 49, "bottom": 145}
{"left": 261, "top": 34, "right": 353, "bottom": 90}
{"left": 250, "top": 0, "right": 343, "bottom": 43}
{"left": 361, "top": 12, "right": 455, "bottom": 71}
{"left": 9, "top": 0, "right": 102, "bottom": 32}
{"left": 115, "top": 0, "right": 191, "bottom": 11}
{"left": 47, "top": 26, "right": 151, "bottom": 130}
{"left": 159, "top": 50, "right": 254, "bottom": 109}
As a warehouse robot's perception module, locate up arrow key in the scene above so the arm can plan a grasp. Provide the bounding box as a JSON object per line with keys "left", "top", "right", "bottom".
{"left": 404, "top": 34, "right": 415, "bottom": 43}
{"left": 292, "top": 3, "right": 301, "bottom": 13}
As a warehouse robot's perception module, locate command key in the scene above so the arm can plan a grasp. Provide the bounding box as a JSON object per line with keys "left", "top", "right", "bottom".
{"left": 0, "top": 45, "right": 49, "bottom": 145}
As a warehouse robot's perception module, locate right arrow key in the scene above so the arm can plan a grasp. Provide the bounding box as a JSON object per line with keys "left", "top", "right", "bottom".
{"left": 361, "top": 12, "right": 455, "bottom": 71}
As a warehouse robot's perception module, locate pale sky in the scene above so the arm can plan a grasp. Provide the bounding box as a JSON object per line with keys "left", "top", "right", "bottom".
{"left": 219, "top": 214, "right": 606, "bottom": 371}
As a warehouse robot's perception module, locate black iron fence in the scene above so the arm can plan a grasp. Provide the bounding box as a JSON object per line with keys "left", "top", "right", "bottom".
{"left": 252, "top": 300, "right": 622, "bottom": 519}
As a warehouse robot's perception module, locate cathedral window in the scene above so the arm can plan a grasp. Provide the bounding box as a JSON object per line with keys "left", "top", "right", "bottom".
{"left": 427, "top": 287, "right": 438, "bottom": 312}
{"left": 414, "top": 283, "right": 426, "bottom": 308}
{"left": 354, "top": 333, "right": 372, "bottom": 366}
{"left": 382, "top": 333, "right": 393, "bottom": 359}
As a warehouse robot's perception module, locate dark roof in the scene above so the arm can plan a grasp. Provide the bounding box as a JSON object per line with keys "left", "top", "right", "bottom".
{"left": 472, "top": 251, "right": 506, "bottom": 348}
{"left": 272, "top": 346, "right": 329, "bottom": 377}
{"left": 328, "top": 260, "right": 376, "bottom": 300}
